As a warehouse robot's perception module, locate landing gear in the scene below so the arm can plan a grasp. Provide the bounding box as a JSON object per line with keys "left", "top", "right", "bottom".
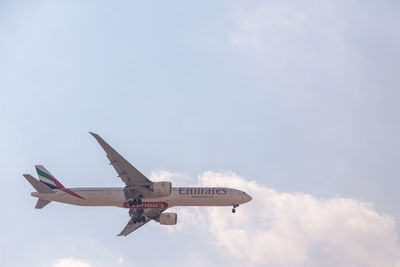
{"left": 138, "top": 216, "right": 145, "bottom": 223}
{"left": 137, "top": 194, "right": 143, "bottom": 205}
{"left": 132, "top": 216, "right": 146, "bottom": 224}
{"left": 129, "top": 209, "right": 135, "bottom": 217}
{"left": 128, "top": 195, "right": 143, "bottom": 207}
{"left": 129, "top": 209, "right": 145, "bottom": 224}
{"left": 128, "top": 199, "right": 138, "bottom": 207}
{"left": 232, "top": 204, "right": 239, "bottom": 213}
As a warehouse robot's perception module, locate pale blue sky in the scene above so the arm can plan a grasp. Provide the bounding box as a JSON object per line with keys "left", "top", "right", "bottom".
{"left": 1, "top": 1, "right": 400, "bottom": 266}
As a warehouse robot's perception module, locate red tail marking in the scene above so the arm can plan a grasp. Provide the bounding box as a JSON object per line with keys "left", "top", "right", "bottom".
{"left": 50, "top": 174, "right": 85, "bottom": 200}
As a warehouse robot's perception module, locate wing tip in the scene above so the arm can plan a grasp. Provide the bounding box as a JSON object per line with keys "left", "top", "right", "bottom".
{"left": 89, "top": 131, "right": 98, "bottom": 137}
{"left": 117, "top": 231, "right": 128, "bottom": 237}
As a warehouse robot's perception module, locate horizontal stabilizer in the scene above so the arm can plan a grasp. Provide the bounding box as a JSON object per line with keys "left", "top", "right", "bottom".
{"left": 23, "top": 174, "right": 54, "bottom": 193}
{"left": 35, "top": 199, "right": 51, "bottom": 209}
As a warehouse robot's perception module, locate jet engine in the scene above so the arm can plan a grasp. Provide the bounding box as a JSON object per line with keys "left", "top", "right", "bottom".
{"left": 158, "top": 212, "right": 177, "bottom": 225}
{"left": 151, "top": 181, "right": 172, "bottom": 196}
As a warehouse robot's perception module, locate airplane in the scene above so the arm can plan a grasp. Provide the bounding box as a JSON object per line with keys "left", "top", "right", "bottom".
{"left": 23, "top": 132, "right": 252, "bottom": 236}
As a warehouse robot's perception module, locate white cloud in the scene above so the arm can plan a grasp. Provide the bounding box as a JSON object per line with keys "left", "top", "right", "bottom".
{"left": 38, "top": 236, "right": 134, "bottom": 267}
{"left": 117, "top": 256, "right": 125, "bottom": 265}
{"left": 227, "top": 1, "right": 364, "bottom": 82}
{"left": 155, "top": 170, "right": 400, "bottom": 266}
{"left": 51, "top": 258, "right": 91, "bottom": 267}
{"left": 229, "top": 2, "right": 343, "bottom": 54}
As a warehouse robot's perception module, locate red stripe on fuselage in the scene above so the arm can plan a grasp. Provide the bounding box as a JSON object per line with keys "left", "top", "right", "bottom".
{"left": 123, "top": 202, "right": 168, "bottom": 209}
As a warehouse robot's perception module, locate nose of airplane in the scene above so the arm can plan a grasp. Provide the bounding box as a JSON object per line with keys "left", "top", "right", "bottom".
{"left": 244, "top": 193, "right": 252, "bottom": 203}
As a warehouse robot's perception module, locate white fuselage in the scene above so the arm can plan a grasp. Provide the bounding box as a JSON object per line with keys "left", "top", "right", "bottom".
{"left": 32, "top": 187, "right": 252, "bottom": 210}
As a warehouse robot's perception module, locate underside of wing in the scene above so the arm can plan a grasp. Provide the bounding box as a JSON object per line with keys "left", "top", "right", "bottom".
{"left": 118, "top": 209, "right": 164, "bottom": 236}
{"left": 118, "top": 217, "right": 152, "bottom": 236}
{"left": 89, "top": 132, "right": 152, "bottom": 187}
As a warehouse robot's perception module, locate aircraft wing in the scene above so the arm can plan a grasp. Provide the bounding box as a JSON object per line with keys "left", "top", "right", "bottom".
{"left": 118, "top": 209, "right": 164, "bottom": 236}
{"left": 89, "top": 132, "right": 152, "bottom": 187}
{"left": 118, "top": 216, "right": 152, "bottom": 236}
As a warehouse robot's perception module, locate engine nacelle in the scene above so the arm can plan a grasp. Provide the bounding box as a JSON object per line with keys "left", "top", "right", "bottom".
{"left": 152, "top": 181, "right": 172, "bottom": 196}
{"left": 159, "top": 212, "right": 177, "bottom": 225}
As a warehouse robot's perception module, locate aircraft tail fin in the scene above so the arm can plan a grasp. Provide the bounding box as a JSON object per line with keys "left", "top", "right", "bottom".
{"left": 35, "top": 165, "right": 65, "bottom": 190}
{"left": 35, "top": 199, "right": 51, "bottom": 209}
{"left": 23, "top": 174, "right": 54, "bottom": 193}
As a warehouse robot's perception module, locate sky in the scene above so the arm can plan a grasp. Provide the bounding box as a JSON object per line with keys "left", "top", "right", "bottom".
{"left": 1, "top": 0, "right": 400, "bottom": 266}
